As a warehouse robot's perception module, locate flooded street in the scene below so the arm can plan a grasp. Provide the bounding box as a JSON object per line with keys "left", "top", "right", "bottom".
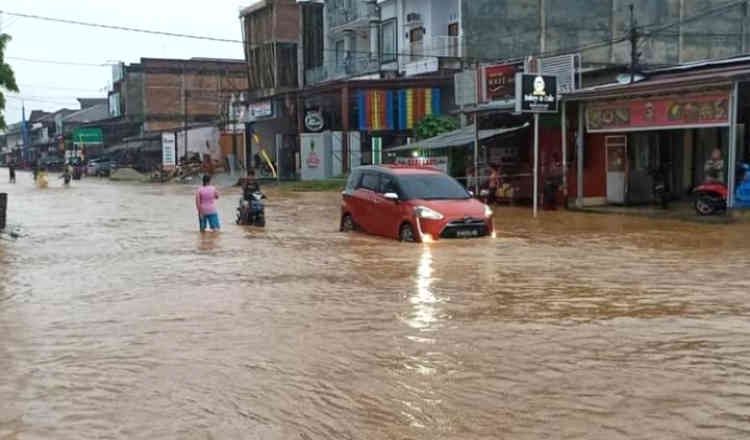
{"left": 2, "top": 171, "right": 750, "bottom": 439}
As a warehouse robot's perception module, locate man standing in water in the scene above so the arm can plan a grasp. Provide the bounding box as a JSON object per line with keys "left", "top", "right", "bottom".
{"left": 704, "top": 148, "right": 725, "bottom": 183}
{"left": 8, "top": 162, "right": 16, "bottom": 184}
{"left": 196, "top": 174, "right": 220, "bottom": 232}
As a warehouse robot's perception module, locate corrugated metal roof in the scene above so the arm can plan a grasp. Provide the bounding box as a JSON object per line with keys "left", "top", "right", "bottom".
{"left": 565, "top": 63, "right": 750, "bottom": 101}
{"left": 387, "top": 123, "right": 530, "bottom": 153}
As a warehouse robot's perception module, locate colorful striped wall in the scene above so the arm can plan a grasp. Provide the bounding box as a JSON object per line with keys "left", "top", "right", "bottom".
{"left": 357, "top": 88, "right": 442, "bottom": 132}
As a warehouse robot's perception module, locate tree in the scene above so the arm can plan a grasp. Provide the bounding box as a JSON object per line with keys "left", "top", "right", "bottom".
{"left": 0, "top": 34, "right": 19, "bottom": 130}
{"left": 414, "top": 115, "right": 458, "bottom": 140}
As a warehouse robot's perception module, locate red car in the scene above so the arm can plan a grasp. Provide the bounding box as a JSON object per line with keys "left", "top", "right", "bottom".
{"left": 340, "top": 165, "right": 494, "bottom": 243}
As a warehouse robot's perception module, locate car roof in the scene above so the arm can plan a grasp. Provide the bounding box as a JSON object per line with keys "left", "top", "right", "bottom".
{"left": 355, "top": 165, "right": 444, "bottom": 176}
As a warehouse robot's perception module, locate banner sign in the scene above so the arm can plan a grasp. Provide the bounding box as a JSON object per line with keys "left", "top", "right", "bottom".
{"left": 586, "top": 92, "right": 730, "bottom": 132}
{"left": 515, "top": 74, "right": 558, "bottom": 113}
{"left": 162, "top": 132, "right": 176, "bottom": 168}
{"left": 482, "top": 64, "right": 517, "bottom": 103}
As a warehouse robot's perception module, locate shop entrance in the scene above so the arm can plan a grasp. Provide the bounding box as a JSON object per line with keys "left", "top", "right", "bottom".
{"left": 626, "top": 128, "right": 731, "bottom": 205}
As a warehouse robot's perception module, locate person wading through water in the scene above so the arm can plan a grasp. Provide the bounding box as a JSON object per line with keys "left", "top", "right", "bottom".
{"left": 8, "top": 162, "right": 16, "bottom": 184}
{"left": 196, "top": 174, "right": 220, "bottom": 232}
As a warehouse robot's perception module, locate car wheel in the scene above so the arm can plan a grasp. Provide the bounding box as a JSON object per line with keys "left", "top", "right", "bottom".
{"left": 399, "top": 223, "right": 417, "bottom": 243}
{"left": 340, "top": 214, "right": 355, "bottom": 232}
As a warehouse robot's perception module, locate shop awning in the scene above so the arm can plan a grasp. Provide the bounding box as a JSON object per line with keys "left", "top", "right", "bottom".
{"left": 386, "top": 123, "right": 530, "bottom": 153}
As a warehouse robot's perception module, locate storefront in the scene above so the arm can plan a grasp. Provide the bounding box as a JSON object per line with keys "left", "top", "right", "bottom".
{"left": 298, "top": 76, "right": 454, "bottom": 180}
{"left": 564, "top": 60, "right": 750, "bottom": 211}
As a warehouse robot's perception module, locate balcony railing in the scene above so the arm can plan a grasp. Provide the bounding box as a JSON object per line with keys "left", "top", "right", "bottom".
{"left": 409, "top": 36, "right": 460, "bottom": 62}
{"left": 305, "top": 53, "right": 380, "bottom": 85}
{"left": 327, "top": 0, "right": 372, "bottom": 31}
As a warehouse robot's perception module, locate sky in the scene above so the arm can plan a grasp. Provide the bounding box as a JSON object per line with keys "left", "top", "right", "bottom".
{"left": 1, "top": 0, "right": 259, "bottom": 125}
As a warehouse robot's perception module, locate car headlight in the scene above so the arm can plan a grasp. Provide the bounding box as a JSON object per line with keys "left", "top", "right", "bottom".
{"left": 414, "top": 206, "right": 444, "bottom": 220}
{"left": 484, "top": 204, "right": 493, "bottom": 218}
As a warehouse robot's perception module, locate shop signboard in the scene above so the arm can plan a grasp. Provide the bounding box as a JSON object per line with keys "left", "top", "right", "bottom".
{"left": 515, "top": 74, "right": 558, "bottom": 113}
{"left": 586, "top": 92, "right": 730, "bottom": 133}
{"left": 305, "top": 111, "right": 325, "bottom": 132}
{"left": 247, "top": 100, "right": 273, "bottom": 121}
{"left": 162, "top": 132, "right": 176, "bottom": 168}
{"left": 406, "top": 57, "right": 439, "bottom": 77}
{"left": 481, "top": 64, "right": 517, "bottom": 103}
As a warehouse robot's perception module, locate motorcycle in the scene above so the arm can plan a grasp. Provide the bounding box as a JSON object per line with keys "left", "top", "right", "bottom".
{"left": 650, "top": 163, "right": 670, "bottom": 209}
{"left": 236, "top": 188, "right": 266, "bottom": 227}
{"left": 693, "top": 163, "right": 750, "bottom": 215}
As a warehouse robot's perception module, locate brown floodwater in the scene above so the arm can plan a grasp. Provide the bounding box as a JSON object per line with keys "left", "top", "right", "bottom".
{"left": 2, "top": 171, "right": 750, "bottom": 439}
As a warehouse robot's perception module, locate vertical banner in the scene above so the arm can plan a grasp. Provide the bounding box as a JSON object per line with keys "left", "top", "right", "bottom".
{"left": 162, "top": 132, "right": 176, "bottom": 169}
{"left": 372, "top": 137, "right": 382, "bottom": 165}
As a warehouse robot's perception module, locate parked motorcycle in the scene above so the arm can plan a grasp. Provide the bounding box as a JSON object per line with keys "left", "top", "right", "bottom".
{"left": 650, "top": 162, "right": 670, "bottom": 209}
{"left": 236, "top": 188, "right": 266, "bottom": 227}
{"left": 693, "top": 163, "right": 750, "bottom": 215}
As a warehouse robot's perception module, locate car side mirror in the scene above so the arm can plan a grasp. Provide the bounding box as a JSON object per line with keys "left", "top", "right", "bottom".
{"left": 384, "top": 192, "right": 399, "bottom": 201}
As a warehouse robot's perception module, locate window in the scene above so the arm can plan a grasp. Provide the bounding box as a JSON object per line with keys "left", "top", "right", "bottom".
{"left": 335, "top": 40, "right": 346, "bottom": 65}
{"left": 345, "top": 170, "right": 362, "bottom": 192}
{"left": 380, "top": 174, "right": 398, "bottom": 194}
{"left": 409, "top": 27, "right": 425, "bottom": 43}
{"left": 398, "top": 174, "right": 470, "bottom": 200}
{"left": 359, "top": 172, "right": 379, "bottom": 191}
{"left": 448, "top": 22, "right": 459, "bottom": 37}
{"left": 381, "top": 19, "right": 397, "bottom": 63}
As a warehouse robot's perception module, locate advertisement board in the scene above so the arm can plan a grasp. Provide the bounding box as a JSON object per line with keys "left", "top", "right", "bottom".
{"left": 395, "top": 156, "right": 448, "bottom": 173}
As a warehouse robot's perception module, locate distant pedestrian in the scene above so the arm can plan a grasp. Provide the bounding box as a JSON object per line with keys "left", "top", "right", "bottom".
{"left": 8, "top": 162, "right": 16, "bottom": 184}
{"left": 196, "top": 174, "right": 220, "bottom": 232}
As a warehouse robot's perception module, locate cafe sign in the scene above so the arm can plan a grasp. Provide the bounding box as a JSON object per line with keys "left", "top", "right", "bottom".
{"left": 515, "top": 74, "right": 558, "bottom": 113}
{"left": 586, "top": 92, "right": 730, "bottom": 133}
{"left": 481, "top": 64, "right": 517, "bottom": 103}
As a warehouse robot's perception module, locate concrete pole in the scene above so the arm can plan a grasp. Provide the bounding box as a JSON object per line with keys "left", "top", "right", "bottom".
{"left": 577, "top": 102, "right": 584, "bottom": 208}
{"left": 533, "top": 113, "right": 540, "bottom": 217}
{"left": 728, "top": 81, "right": 739, "bottom": 209}
{"left": 561, "top": 101, "right": 568, "bottom": 207}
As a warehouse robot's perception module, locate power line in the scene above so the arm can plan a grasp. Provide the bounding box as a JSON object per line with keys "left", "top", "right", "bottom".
{"left": 0, "top": 10, "right": 240, "bottom": 44}
{"left": 7, "top": 56, "right": 109, "bottom": 67}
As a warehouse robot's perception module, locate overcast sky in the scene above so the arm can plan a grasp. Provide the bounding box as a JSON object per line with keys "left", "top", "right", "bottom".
{"left": 1, "top": 0, "right": 260, "bottom": 124}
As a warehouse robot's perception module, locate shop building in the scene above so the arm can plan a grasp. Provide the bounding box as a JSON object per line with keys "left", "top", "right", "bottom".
{"left": 564, "top": 57, "right": 750, "bottom": 209}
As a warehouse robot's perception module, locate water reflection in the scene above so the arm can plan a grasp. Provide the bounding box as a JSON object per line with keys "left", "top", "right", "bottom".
{"left": 407, "top": 246, "right": 441, "bottom": 332}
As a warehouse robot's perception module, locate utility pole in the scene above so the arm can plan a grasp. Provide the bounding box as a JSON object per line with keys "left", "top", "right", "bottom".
{"left": 183, "top": 89, "right": 189, "bottom": 164}
{"left": 629, "top": 4, "right": 641, "bottom": 84}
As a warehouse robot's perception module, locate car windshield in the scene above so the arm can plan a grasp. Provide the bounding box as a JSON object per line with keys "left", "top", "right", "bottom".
{"left": 398, "top": 173, "right": 470, "bottom": 200}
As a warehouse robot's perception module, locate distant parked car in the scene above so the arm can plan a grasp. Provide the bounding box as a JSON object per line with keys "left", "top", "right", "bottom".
{"left": 40, "top": 156, "right": 65, "bottom": 171}
{"left": 87, "top": 159, "right": 105, "bottom": 176}
{"left": 96, "top": 159, "right": 118, "bottom": 177}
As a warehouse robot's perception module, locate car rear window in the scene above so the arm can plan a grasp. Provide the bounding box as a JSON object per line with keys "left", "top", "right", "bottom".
{"left": 398, "top": 173, "right": 470, "bottom": 200}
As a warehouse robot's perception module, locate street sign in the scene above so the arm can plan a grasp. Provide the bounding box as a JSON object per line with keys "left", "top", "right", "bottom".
{"left": 73, "top": 127, "right": 103, "bottom": 145}
{"left": 515, "top": 74, "right": 558, "bottom": 113}
{"left": 162, "top": 132, "right": 176, "bottom": 168}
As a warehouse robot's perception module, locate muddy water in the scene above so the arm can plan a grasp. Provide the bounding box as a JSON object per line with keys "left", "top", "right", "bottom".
{"left": 2, "top": 171, "right": 750, "bottom": 439}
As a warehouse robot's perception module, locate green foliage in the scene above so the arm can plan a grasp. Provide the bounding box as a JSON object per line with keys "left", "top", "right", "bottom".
{"left": 0, "top": 34, "right": 20, "bottom": 130}
{"left": 414, "top": 115, "right": 458, "bottom": 140}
